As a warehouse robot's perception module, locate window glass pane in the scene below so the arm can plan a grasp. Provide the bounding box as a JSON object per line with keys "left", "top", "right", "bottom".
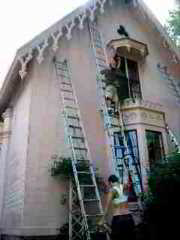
{"left": 127, "top": 59, "right": 142, "bottom": 99}
{"left": 146, "top": 130, "right": 165, "bottom": 167}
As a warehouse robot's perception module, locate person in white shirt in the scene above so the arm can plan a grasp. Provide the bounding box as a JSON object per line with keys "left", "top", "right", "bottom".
{"left": 98, "top": 174, "right": 135, "bottom": 240}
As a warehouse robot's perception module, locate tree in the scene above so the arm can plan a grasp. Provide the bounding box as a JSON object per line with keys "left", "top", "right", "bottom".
{"left": 165, "top": 7, "right": 180, "bottom": 46}
{"left": 141, "top": 153, "right": 180, "bottom": 240}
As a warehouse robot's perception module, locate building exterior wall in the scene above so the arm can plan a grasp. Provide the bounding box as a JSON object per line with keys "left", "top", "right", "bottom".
{"left": 0, "top": 1, "right": 180, "bottom": 237}
{"left": 0, "top": 79, "right": 32, "bottom": 235}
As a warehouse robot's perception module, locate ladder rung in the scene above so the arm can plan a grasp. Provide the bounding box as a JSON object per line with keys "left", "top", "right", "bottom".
{"left": 67, "top": 115, "right": 79, "bottom": 120}
{"left": 71, "top": 136, "right": 84, "bottom": 140}
{"left": 77, "top": 171, "right": 91, "bottom": 174}
{"left": 57, "top": 73, "right": 70, "bottom": 79}
{"left": 69, "top": 125, "right": 82, "bottom": 129}
{"left": 74, "top": 147, "right": 87, "bottom": 151}
{"left": 83, "top": 199, "right": 99, "bottom": 202}
{"left": 65, "top": 106, "right": 78, "bottom": 110}
{"left": 86, "top": 214, "right": 103, "bottom": 217}
{"left": 80, "top": 185, "right": 95, "bottom": 187}
{"left": 64, "top": 97, "right": 75, "bottom": 102}
{"left": 60, "top": 89, "right": 73, "bottom": 93}
{"left": 113, "top": 145, "right": 126, "bottom": 149}
{"left": 61, "top": 81, "right": 72, "bottom": 86}
{"left": 111, "top": 124, "right": 119, "bottom": 128}
{"left": 76, "top": 160, "right": 92, "bottom": 166}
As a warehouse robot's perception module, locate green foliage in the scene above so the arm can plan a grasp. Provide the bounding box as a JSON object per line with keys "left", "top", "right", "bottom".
{"left": 165, "top": 7, "right": 180, "bottom": 46}
{"left": 58, "top": 223, "right": 69, "bottom": 240}
{"left": 50, "top": 157, "right": 73, "bottom": 178}
{"left": 142, "top": 153, "right": 180, "bottom": 239}
{"left": 50, "top": 156, "right": 108, "bottom": 192}
{"left": 148, "top": 153, "right": 180, "bottom": 203}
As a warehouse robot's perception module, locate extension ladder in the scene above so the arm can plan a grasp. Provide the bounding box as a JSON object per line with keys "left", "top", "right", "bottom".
{"left": 157, "top": 63, "right": 180, "bottom": 106}
{"left": 89, "top": 22, "right": 143, "bottom": 194}
{"left": 54, "top": 58, "right": 104, "bottom": 240}
{"left": 166, "top": 124, "right": 180, "bottom": 153}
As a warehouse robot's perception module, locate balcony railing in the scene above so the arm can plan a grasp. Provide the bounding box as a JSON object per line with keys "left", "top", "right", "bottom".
{"left": 122, "top": 98, "right": 164, "bottom": 112}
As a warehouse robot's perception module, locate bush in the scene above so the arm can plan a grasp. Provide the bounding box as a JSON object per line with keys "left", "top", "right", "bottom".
{"left": 142, "top": 153, "right": 180, "bottom": 239}
{"left": 50, "top": 157, "right": 73, "bottom": 178}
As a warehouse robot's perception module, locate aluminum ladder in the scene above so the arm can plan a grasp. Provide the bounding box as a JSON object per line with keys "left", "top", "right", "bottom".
{"left": 53, "top": 58, "right": 104, "bottom": 240}
{"left": 89, "top": 22, "right": 143, "bottom": 194}
{"left": 165, "top": 124, "right": 180, "bottom": 153}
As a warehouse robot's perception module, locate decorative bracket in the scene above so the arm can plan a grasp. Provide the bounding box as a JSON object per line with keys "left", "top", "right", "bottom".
{"left": 18, "top": 50, "right": 33, "bottom": 79}
{"left": 65, "top": 20, "right": 76, "bottom": 40}
{"left": 36, "top": 39, "right": 49, "bottom": 64}
{"left": 78, "top": 12, "right": 87, "bottom": 30}
{"left": 88, "top": 5, "right": 97, "bottom": 22}
{"left": 97, "top": 0, "right": 106, "bottom": 14}
{"left": 51, "top": 30, "right": 63, "bottom": 52}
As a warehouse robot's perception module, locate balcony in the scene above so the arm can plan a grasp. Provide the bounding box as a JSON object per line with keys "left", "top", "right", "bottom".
{"left": 121, "top": 98, "right": 165, "bottom": 128}
{"left": 107, "top": 38, "right": 149, "bottom": 61}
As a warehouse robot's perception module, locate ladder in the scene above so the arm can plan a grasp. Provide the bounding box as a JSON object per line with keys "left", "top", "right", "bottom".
{"left": 157, "top": 63, "right": 180, "bottom": 106}
{"left": 89, "top": 22, "right": 143, "bottom": 194}
{"left": 53, "top": 58, "right": 104, "bottom": 240}
{"left": 165, "top": 124, "right": 180, "bottom": 153}
{"left": 157, "top": 64, "right": 180, "bottom": 153}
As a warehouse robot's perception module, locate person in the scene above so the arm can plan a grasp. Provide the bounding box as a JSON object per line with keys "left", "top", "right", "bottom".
{"left": 98, "top": 174, "right": 135, "bottom": 240}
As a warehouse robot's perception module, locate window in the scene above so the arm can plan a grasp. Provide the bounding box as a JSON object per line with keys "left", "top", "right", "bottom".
{"left": 118, "top": 56, "right": 142, "bottom": 99}
{"left": 146, "top": 130, "right": 165, "bottom": 167}
{"left": 113, "top": 130, "right": 142, "bottom": 192}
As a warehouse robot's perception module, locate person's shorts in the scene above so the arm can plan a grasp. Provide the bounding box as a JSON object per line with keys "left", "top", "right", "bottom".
{"left": 111, "top": 214, "right": 135, "bottom": 240}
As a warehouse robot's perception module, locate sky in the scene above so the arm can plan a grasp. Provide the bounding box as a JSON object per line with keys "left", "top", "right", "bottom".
{"left": 0, "top": 0, "right": 176, "bottom": 87}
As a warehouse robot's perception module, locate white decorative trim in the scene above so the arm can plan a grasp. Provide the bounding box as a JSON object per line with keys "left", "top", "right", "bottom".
{"left": 97, "top": 0, "right": 106, "bottom": 14}
{"left": 18, "top": 51, "right": 33, "bottom": 79}
{"left": 16, "top": 0, "right": 112, "bottom": 78}
{"left": 36, "top": 39, "right": 49, "bottom": 64}
{"left": 65, "top": 20, "right": 76, "bottom": 40}
{"left": 122, "top": 98, "right": 164, "bottom": 112}
{"left": 51, "top": 30, "right": 63, "bottom": 52}
{"left": 78, "top": 12, "right": 87, "bottom": 30}
{"left": 88, "top": 5, "right": 97, "bottom": 22}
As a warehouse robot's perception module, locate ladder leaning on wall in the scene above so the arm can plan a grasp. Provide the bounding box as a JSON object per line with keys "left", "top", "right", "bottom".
{"left": 53, "top": 58, "right": 105, "bottom": 240}
{"left": 165, "top": 124, "right": 180, "bottom": 153}
{"left": 157, "top": 64, "right": 180, "bottom": 153}
{"left": 88, "top": 22, "right": 143, "bottom": 194}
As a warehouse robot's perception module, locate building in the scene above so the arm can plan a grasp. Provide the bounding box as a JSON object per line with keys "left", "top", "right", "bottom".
{"left": 0, "top": 0, "right": 180, "bottom": 239}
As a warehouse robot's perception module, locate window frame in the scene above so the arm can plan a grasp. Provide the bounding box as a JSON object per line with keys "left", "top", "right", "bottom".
{"left": 118, "top": 56, "right": 142, "bottom": 100}
{"left": 145, "top": 130, "right": 165, "bottom": 168}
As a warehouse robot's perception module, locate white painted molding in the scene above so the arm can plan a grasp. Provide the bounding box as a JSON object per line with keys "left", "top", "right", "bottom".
{"left": 97, "top": 0, "right": 106, "bottom": 14}
{"left": 78, "top": 12, "right": 87, "bottom": 30}
{"left": 88, "top": 5, "right": 97, "bottom": 22}
{"left": 18, "top": 51, "right": 33, "bottom": 79}
{"left": 36, "top": 39, "right": 49, "bottom": 64}
{"left": 16, "top": 0, "right": 112, "bottom": 78}
{"left": 65, "top": 20, "right": 76, "bottom": 40}
{"left": 51, "top": 30, "right": 63, "bottom": 52}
